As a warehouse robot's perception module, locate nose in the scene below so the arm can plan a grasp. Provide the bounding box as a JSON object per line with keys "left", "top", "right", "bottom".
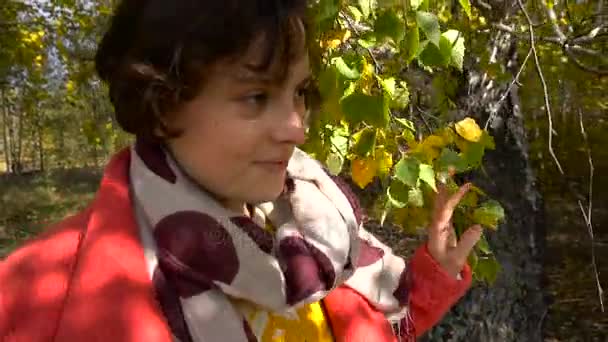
{"left": 272, "top": 107, "right": 307, "bottom": 145}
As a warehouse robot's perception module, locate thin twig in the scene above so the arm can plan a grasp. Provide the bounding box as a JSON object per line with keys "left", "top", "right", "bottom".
{"left": 485, "top": 48, "right": 533, "bottom": 130}
{"left": 517, "top": 0, "right": 564, "bottom": 174}
{"left": 576, "top": 110, "right": 604, "bottom": 313}
{"left": 563, "top": 47, "right": 608, "bottom": 75}
{"left": 340, "top": 12, "right": 381, "bottom": 72}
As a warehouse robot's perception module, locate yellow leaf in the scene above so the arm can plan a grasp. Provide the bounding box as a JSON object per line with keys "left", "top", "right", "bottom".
{"left": 455, "top": 117, "right": 483, "bottom": 142}
{"left": 66, "top": 80, "right": 75, "bottom": 92}
{"left": 351, "top": 157, "right": 378, "bottom": 188}
{"left": 409, "top": 134, "right": 446, "bottom": 163}
{"left": 376, "top": 148, "right": 393, "bottom": 175}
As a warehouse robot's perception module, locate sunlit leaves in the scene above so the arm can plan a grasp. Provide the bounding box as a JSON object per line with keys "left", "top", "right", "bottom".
{"left": 418, "top": 163, "right": 437, "bottom": 191}
{"left": 332, "top": 56, "right": 361, "bottom": 80}
{"left": 395, "top": 156, "right": 420, "bottom": 187}
{"left": 458, "top": 0, "right": 472, "bottom": 19}
{"left": 374, "top": 10, "right": 405, "bottom": 44}
{"left": 455, "top": 117, "right": 483, "bottom": 142}
{"left": 352, "top": 127, "right": 377, "bottom": 157}
{"left": 341, "top": 92, "right": 389, "bottom": 128}
{"left": 352, "top": 156, "right": 378, "bottom": 188}
{"left": 303, "top": 0, "right": 504, "bottom": 284}
{"left": 416, "top": 11, "right": 441, "bottom": 46}
{"left": 473, "top": 200, "right": 506, "bottom": 230}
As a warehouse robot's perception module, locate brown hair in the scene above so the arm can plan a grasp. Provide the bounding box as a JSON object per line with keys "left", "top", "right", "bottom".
{"left": 95, "top": 0, "right": 310, "bottom": 142}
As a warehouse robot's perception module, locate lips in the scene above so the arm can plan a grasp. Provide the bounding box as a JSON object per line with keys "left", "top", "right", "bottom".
{"left": 254, "top": 160, "right": 289, "bottom": 172}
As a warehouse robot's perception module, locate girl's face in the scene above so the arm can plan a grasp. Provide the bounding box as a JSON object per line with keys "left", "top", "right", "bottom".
{"left": 164, "top": 43, "right": 311, "bottom": 214}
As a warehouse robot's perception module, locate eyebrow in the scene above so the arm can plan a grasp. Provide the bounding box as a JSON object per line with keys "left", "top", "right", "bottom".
{"left": 231, "top": 70, "right": 312, "bottom": 86}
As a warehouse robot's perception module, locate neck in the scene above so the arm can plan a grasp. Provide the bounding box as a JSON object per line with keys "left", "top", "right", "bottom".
{"left": 221, "top": 200, "right": 249, "bottom": 217}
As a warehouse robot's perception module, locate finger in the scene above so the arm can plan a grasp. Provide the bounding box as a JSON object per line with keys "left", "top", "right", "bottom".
{"left": 435, "top": 183, "right": 471, "bottom": 229}
{"left": 432, "top": 183, "right": 449, "bottom": 215}
{"left": 450, "top": 225, "right": 483, "bottom": 267}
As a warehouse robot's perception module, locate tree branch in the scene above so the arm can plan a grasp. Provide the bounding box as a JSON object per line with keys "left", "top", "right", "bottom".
{"left": 491, "top": 22, "right": 608, "bottom": 76}
{"left": 563, "top": 47, "right": 608, "bottom": 75}
{"left": 485, "top": 48, "right": 533, "bottom": 130}
{"left": 576, "top": 110, "right": 604, "bottom": 313}
{"left": 540, "top": 0, "right": 568, "bottom": 43}
{"left": 516, "top": 0, "right": 564, "bottom": 174}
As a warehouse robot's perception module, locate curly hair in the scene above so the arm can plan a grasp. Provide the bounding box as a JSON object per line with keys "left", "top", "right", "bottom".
{"left": 95, "top": 0, "right": 310, "bottom": 142}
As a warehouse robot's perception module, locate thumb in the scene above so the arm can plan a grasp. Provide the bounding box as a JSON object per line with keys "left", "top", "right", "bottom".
{"left": 452, "top": 225, "right": 483, "bottom": 267}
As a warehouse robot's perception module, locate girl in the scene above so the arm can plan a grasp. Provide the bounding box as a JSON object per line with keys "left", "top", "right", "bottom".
{"left": 0, "top": 1, "right": 482, "bottom": 341}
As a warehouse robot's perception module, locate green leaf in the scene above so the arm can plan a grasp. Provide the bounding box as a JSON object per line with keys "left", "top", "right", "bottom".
{"left": 442, "top": 30, "right": 465, "bottom": 71}
{"left": 395, "top": 156, "right": 420, "bottom": 187}
{"left": 476, "top": 257, "right": 500, "bottom": 284}
{"left": 403, "top": 25, "right": 420, "bottom": 63}
{"left": 352, "top": 128, "right": 377, "bottom": 157}
{"left": 458, "top": 0, "right": 472, "bottom": 19}
{"left": 387, "top": 181, "right": 409, "bottom": 208}
{"left": 473, "top": 200, "right": 506, "bottom": 230}
{"left": 347, "top": 5, "right": 363, "bottom": 22}
{"left": 459, "top": 190, "right": 479, "bottom": 208}
{"left": 318, "top": 0, "right": 340, "bottom": 23}
{"left": 468, "top": 250, "right": 479, "bottom": 271}
{"left": 416, "top": 11, "right": 440, "bottom": 46}
{"left": 318, "top": 66, "right": 339, "bottom": 97}
{"left": 476, "top": 235, "right": 492, "bottom": 255}
{"left": 480, "top": 131, "right": 496, "bottom": 149}
{"left": 395, "top": 117, "right": 415, "bottom": 132}
{"left": 341, "top": 92, "right": 389, "bottom": 128}
{"left": 330, "top": 125, "right": 349, "bottom": 156}
{"left": 379, "top": 76, "right": 396, "bottom": 97}
{"left": 419, "top": 41, "right": 448, "bottom": 67}
{"left": 326, "top": 152, "right": 344, "bottom": 175}
{"left": 332, "top": 57, "right": 361, "bottom": 80}
{"left": 408, "top": 187, "right": 424, "bottom": 207}
{"left": 374, "top": 10, "right": 406, "bottom": 44}
{"left": 418, "top": 163, "right": 437, "bottom": 191}
{"left": 462, "top": 141, "right": 485, "bottom": 168}
{"left": 437, "top": 148, "right": 468, "bottom": 173}
{"left": 358, "top": 0, "right": 374, "bottom": 19}
{"left": 390, "top": 81, "right": 410, "bottom": 109}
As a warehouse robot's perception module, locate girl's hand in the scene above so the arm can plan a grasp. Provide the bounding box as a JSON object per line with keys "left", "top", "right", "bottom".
{"left": 427, "top": 183, "right": 483, "bottom": 278}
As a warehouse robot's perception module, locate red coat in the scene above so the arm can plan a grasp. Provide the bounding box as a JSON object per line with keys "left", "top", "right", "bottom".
{"left": 0, "top": 149, "right": 471, "bottom": 341}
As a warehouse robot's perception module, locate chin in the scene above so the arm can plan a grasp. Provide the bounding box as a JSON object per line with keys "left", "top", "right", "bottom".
{"left": 248, "top": 183, "right": 286, "bottom": 204}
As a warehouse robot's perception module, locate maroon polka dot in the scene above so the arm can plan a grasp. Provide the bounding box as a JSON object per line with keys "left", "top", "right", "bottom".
{"left": 243, "top": 319, "right": 257, "bottom": 341}
{"left": 135, "top": 139, "right": 177, "bottom": 183}
{"left": 154, "top": 211, "right": 239, "bottom": 297}
{"left": 230, "top": 216, "right": 274, "bottom": 254}
{"left": 356, "top": 238, "right": 385, "bottom": 267}
{"left": 279, "top": 237, "right": 335, "bottom": 305}
{"left": 392, "top": 267, "right": 412, "bottom": 307}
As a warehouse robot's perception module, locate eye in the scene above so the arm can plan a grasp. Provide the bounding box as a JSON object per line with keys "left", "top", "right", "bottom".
{"left": 243, "top": 92, "right": 268, "bottom": 107}
{"left": 294, "top": 83, "right": 310, "bottom": 105}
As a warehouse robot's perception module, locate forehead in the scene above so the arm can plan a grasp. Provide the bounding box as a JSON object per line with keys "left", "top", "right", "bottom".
{"left": 216, "top": 16, "right": 309, "bottom": 84}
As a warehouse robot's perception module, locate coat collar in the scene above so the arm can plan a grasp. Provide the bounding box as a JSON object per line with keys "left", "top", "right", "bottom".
{"left": 53, "top": 148, "right": 173, "bottom": 341}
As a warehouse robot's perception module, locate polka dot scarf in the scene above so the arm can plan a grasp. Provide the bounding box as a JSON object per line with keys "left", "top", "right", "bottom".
{"left": 130, "top": 140, "right": 412, "bottom": 342}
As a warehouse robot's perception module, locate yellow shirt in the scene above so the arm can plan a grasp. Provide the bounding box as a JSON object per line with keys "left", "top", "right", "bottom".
{"left": 232, "top": 222, "right": 335, "bottom": 342}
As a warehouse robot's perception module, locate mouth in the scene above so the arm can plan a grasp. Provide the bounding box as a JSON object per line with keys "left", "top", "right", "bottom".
{"left": 253, "top": 160, "right": 289, "bottom": 172}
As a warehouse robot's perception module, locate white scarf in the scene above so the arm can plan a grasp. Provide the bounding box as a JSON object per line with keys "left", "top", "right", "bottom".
{"left": 130, "top": 141, "right": 411, "bottom": 341}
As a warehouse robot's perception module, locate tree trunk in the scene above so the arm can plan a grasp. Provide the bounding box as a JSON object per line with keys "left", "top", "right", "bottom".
{"left": 1, "top": 87, "right": 10, "bottom": 173}
{"left": 15, "top": 108, "right": 23, "bottom": 174}
{"left": 36, "top": 109, "right": 44, "bottom": 172}
{"left": 420, "top": 14, "right": 546, "bottom": 342}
